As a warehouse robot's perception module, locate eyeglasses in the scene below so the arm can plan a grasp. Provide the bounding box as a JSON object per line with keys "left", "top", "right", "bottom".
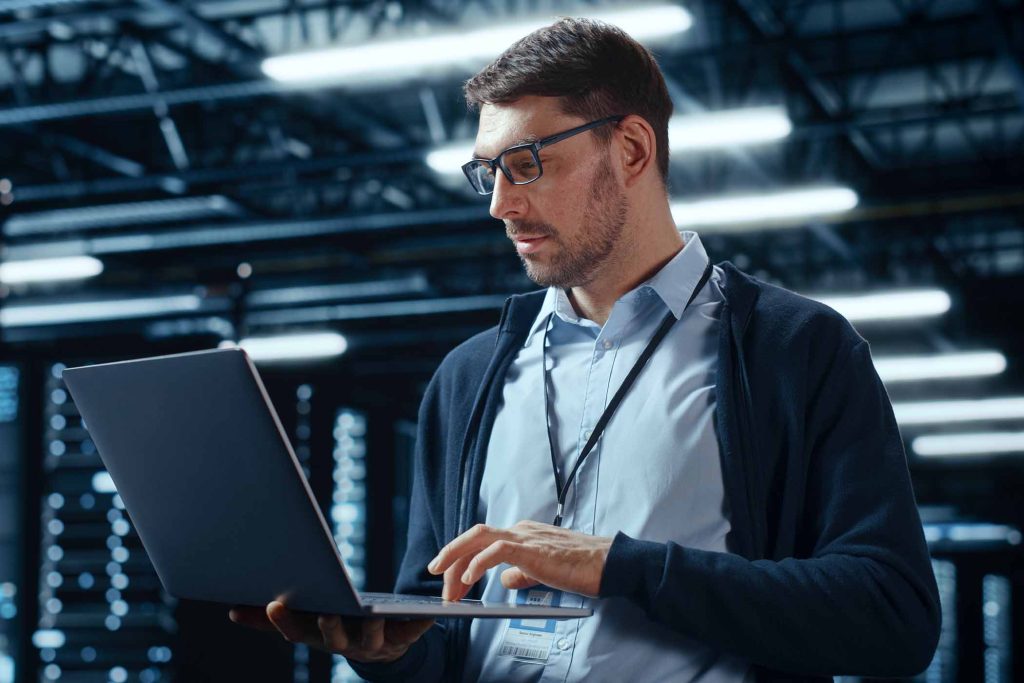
{"left": 461, "top": 115, "right": 624, "bottom": 195}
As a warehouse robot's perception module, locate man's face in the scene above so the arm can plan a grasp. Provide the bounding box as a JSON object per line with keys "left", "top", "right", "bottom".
{"left": 475, "top": 96, "right": 629, "bottom": 288}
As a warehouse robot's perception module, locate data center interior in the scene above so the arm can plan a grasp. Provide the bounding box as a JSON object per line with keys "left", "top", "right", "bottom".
{"left": 1, "top": 0, "right": 1023, "bottom": 682}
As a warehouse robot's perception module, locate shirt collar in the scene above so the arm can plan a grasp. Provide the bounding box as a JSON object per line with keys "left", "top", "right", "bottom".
{"left": 642, "top": 230, "right": 710, "bottom": 320}
{"left": 523, "top": 230, "right": 710, "bottom": 346}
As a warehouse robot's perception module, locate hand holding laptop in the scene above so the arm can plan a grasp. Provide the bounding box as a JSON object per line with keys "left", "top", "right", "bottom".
{"left": 229, "top": 601, "right": 434, "bottom": 663}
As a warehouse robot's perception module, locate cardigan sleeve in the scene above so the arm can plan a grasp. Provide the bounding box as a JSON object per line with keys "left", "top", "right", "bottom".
{"left": 599, "top": 339, "right": 941, "bottom": 678}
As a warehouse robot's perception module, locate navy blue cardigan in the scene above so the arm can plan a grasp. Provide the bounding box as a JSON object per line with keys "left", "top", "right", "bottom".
{"left": 351, "top": 263, "right": 941, "bottom": 682}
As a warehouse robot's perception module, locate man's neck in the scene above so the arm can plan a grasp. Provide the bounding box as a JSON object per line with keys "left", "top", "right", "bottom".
{"left": 566, "top": 231, "right": 686, "bottom": 326}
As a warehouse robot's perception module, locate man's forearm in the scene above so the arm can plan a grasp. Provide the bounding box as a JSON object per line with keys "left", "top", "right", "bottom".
{"left": 599, "top": 532, "right": 940, "bottom": 678}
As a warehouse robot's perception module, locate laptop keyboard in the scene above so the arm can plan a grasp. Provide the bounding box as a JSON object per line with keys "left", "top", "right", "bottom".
{"left": 360, "top": 592, "right": 461, "bottom": 606}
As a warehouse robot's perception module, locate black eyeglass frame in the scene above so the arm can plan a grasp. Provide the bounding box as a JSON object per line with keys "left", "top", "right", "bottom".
{"left": 461, "top": 114, "right": 625, "bottom": 195}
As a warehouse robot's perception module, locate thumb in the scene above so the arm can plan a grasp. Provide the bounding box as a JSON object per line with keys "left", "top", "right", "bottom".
{"left": 501, "top": 566, "right": 540, "bottom": 590}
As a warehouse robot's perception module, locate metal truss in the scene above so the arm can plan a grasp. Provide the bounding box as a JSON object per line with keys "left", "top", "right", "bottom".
{"left": 0, "top": 0, "right": 1022, "bottom": 350}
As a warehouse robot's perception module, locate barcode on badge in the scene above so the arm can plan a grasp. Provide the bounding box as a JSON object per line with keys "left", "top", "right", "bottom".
{"left": 499, "top": 644, "right": 549, "bottom": 660}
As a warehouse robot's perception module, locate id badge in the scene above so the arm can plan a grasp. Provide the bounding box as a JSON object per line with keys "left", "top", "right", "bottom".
{"left": 498, "top": 587, "right": 563, "bottom": 663}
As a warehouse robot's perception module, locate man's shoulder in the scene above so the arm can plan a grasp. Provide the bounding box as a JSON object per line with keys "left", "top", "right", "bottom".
{"left": 435, "top": 325, "right": 500, "bottom": 382}
{"left": 722, "top": 262, "right": 865, "bottom": 352}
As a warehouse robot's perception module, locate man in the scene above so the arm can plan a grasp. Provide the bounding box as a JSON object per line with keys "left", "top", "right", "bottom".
{"left": 230, "top": 17, "right": 941, "bottom": 682}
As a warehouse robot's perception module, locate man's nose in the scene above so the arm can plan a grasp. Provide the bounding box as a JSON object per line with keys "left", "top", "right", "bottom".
{"left": 489, "top": 171, "right": 527, "bottom": 221}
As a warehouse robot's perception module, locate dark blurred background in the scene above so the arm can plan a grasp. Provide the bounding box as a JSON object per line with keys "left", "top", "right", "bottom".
{"left": 1, "top": 1, "right": 1023, "bottom": 681}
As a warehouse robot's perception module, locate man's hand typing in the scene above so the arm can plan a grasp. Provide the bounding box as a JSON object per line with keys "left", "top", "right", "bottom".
{"left": 427, "top": 520, "right": 612, "bottom": 601}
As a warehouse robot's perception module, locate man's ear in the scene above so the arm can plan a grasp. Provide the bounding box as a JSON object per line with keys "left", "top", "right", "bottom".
{"left": 616, "top": 115, "right": 657, "bottom": 188}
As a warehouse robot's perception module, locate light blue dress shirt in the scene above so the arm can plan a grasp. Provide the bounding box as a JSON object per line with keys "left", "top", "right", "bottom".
{"left": 464, "top": 232, "right": 754, "bottom": 683}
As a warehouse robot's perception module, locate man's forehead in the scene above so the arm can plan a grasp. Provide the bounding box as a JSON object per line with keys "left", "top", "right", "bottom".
{"left": 473, "top": 99, "right": 576, "bottom": 156}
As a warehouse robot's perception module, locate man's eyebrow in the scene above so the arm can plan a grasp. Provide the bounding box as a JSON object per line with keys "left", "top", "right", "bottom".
{"left": 472, "top": 135, "right": 541, "bottom": 159}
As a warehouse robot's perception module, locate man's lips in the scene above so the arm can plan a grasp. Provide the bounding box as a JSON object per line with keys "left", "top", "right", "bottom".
{"left": 512, "top": 235, "right": 549, "bottom": 255}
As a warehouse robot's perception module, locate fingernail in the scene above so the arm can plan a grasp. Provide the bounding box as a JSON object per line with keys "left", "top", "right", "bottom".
{"left": 428, "top": 558, "right": 439, "bottom": 573}
{"left": 461, "top": 570, "right": 472, "bottom": 584}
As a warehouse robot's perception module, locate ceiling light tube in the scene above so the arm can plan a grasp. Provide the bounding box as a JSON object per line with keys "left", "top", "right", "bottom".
{"left": 668, "top": 106, "right": 792, "bottom": 151}
{"left": 671, "top": 186, "right": 858, "bottom": 229}
{"left": 221, "top": 331, "right": 348, "bottom": 362}
{"left": 3, "top": 195, "right": 240, "bottom": 236}
{"left": 0, "top": 294, "right": 203, "bottom": 327}
{"left": 263, "top": 5, "right": 692, "bottom": 85}
{"left": 894, "top": 397, "right": 1024, "bottom": 426}
{"left": 873, "top": 351, "right": 1006, "bottom": 383}
{"left": 912, "top": 431, "right": 1024, "bottom": 457}
{"left": 0, "top": 256, "right": 103, "bottom": 284}
{"left": 812, "top": 289, "right": 950, "bottom": 322}
{"left": 923, "top": 523, "right": 1022, "bottom": 545}
{"left": 246, "top": 274, "right": 429, "bottom": 308}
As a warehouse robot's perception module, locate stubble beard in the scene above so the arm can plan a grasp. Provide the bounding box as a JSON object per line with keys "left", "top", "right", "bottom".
{"left": 510, "top": 162, "right": 628, "bottom": 289}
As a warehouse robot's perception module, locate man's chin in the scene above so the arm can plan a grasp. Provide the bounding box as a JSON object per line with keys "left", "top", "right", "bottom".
{"left": 522, "top": 262, "right": 575, "bottom": 289}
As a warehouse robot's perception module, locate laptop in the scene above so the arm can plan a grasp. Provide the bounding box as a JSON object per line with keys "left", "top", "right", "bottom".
{"left": 61, "top": 348, "right": 592, "bottom": 620}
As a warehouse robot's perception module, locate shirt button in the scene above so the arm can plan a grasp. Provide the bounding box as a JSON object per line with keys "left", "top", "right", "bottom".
{"left": 556, "top": 638, "right": 570, "bottom": 651}
{"left": 583, "top": 429, "right": 593, "bottom": 440}
{"left": 601, "top": 339, "right": 614, "bottom": 350}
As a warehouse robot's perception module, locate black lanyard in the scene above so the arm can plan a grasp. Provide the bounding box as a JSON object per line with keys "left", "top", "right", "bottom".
{"left": 542, "top": 260, "right": 714, "bottom": 526}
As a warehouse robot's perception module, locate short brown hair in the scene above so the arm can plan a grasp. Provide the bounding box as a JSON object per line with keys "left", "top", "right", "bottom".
{"left": 464, "top": 17, "right": 673, "bottom": 182}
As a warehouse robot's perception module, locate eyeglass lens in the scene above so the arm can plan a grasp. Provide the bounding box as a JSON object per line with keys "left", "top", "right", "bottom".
{"left": 465, "top": 147, "right": 540, "bottom": 194}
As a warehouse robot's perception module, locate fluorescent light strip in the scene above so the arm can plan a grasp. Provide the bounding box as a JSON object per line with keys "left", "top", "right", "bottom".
{"left": 263, "top": 5, "right": 692, "bottom": 84}
{"left": 913, "top": 432, "right": 1024, "bottom": 458}
{"left": 668, "top": 106, "right": 792, "bottom": 151}
{"left": 672, "top": 186, "right": 858, "bottom": 229}
{"left": 923, "top": 523, "right": 1022, "bottom": 545}
{"left": 3, "top": 195, "right": 240, "bottom": 236}
{"left": 221, "top": 332, "right": 348, "bottom": 362}
{"left": 245, "top": 293, "right": 510, "bottom": 326}
{"left": 246, "top": 274, "right": 429, "bottom": 308}
{"left": 426, "top": 107, "right": 794, "bottom": 175}
{"left": 913, "top": 431, "right": 1024, "bottom": 457}
{"left": 426, "top": 144, "right": 473, "bottom": 176}
{"left": 0, "top": 256, "right": 103, "bottom": 284}
{"left": 0, "top": 294, "right": 202, "bottom": 327}
{"left": 874, "top": 351, "right": 1006, "bottom": 383}
{"left": 813, "top": 289, "right": 950, "bottom": 322}
{"left": 894, "top": 397, "right": 1024, "bottom": 426}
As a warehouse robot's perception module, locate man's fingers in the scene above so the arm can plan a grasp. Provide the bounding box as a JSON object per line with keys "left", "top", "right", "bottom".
{"left": 428, "top": 524, "right": 510, "bottom": 575}
{"left": 228, "top": 605, "right": 278, "bottom": 632}
{"left": 259, "top": 606, "right": 431, "bottom": 659}
{"left": 317, "top": 614, "right": 348, "bottom": 651}
{"left": 442, "top": 555, "right": 474, "bottom": 601}
{"left": 461, "top": 540, "right": 524, "bottom": 586}
{"left": 266, "top": 601, "right": 321, "bottom": 646}
{"left": 386, "top": 618, "right": 435, "bottom": 646}
{"left": 445, "top": 579, "right": 474, "bottom": 603}
{"left": 360, "top": 618, "right": 385, "bottom": 651}
{"left": 501, "top": 566, "right": 540, "bottom": 590}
